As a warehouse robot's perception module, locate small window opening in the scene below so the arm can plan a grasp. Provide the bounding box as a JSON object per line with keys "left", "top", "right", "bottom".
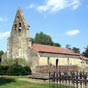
{"left": 19, "top": 23, "right": 21, "bottom": 27}
{"left": 19, "top": 23, "right": 21, "bottom": 32}
{"left": 19, "top": 29, "right": 21, "bottom": 32}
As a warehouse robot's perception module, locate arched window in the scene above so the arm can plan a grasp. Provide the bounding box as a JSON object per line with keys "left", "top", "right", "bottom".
{"left": 14, "top": 24, "right": 17, "bottom": 29}
{"left": 19, "top": 23, "right": 22, "bottom": 32}
{"left": 19, "top": 23, "right": 21, "bottom": 27}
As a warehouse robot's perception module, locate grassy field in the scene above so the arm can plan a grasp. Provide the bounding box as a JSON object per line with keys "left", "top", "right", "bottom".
{"left": 0, "top": 76, "right": 74, "bottom": 88}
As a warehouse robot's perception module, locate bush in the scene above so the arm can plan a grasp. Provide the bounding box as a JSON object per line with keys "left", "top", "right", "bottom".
{"left": 24, "top": 66, "right": 32, "bottom": 75}
{"left": 0, "top": 65, "right": 9, "bottom": 75}
{"left": 7, "top": 65, "right": 28, "bottom": 76}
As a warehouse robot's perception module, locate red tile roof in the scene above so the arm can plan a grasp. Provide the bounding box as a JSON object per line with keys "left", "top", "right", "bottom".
{"left": 80, "top": 56, "right": 88, "bottom": 61}
{"left": 32, "top": 43, "right": 79, "bottom": 56}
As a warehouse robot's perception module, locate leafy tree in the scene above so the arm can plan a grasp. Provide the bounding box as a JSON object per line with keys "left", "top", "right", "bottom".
{"left": 72, "top": 47, "right": 80, "bottom": 54}
{"left": 66, "top": 45, "right": 80, "bottom": 54}
{"left": 52, "top": 42, "right": 61, "bottom": 47}
{"left": 30, "top": 38, "right": 35, "bottom": 43}
{"left": 31, "top": 32, "right": 61, "bottom": 47}
{"left": 66, "top": 44, "right": 71, "bottom": 50}
{"left": 35, "top": 32, "right": 53, "bottom": 45}
{"left": 0, "top": 50, "right": 4, "bottom": 56}
{"left": 82, "top": 46, "right": 88, "bottom": 58}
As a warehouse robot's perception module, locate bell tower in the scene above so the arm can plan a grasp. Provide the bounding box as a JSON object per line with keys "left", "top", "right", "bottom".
{"left": 7, "top": 8, "right": 30, "bottom": 60}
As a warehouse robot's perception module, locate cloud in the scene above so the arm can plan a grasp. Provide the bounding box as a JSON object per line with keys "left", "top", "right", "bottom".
{"left": 34, "top": 0, "right": 80, "bottom": 13}
{"left": 26, "top": 4, "right": 35, "bottom": 9}
{"left": 0, "top": 31, "right": 10, "bottom": 39}
{"left": 0, "top": 17, "right": 7, "bottom": 22}
{"left": 66, "top": 30, "right": 80, "bottom": 36}
{"left": 37, "top": 0, "right": 66, "bottom": 12}
{"left": 69, "top": 0, "right": 80, "bottom": 10}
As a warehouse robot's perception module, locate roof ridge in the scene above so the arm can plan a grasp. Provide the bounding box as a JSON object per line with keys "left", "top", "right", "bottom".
{"left": 32, "top": 43, "right": 79, "bottom": 56}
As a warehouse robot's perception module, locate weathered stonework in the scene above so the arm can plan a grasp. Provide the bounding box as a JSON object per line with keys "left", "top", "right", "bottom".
{"left": 6, "top": 8, "right": 39, "bottom": 72}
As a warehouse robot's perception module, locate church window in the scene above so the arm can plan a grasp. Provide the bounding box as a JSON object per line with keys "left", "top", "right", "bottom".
{"left": 19, "top": 23, "right": 21, "bottom": 27}
{"left": 19, "top": 23, "right": 22, "bottom": 32}
{"left": 19, "top": 29, "right": 21, "bottom": 32}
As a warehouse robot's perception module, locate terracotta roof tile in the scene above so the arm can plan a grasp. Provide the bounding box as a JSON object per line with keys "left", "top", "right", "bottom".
{"left": 32, "top": 43, "right": 79, "bottom": 56}
{"left": 80, "top": 56, "right": 88, "bottom": 61}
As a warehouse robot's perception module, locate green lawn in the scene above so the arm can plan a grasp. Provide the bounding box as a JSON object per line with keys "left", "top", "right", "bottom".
{"left": 0, "top": 76, "right": 74, "bottom": 88}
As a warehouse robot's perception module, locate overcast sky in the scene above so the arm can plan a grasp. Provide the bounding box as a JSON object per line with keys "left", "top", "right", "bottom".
{"left": 0, "top": 0, "right": 88, "bottom": 52}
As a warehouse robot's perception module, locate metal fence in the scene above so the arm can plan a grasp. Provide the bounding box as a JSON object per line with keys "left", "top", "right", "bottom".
{"left": 49, "top": 59, "right": 88, "bottom": 88}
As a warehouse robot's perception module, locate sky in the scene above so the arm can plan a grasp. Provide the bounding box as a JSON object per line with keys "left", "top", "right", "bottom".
{"left": 0, "top": 0, "right": 88, "bottom": 53}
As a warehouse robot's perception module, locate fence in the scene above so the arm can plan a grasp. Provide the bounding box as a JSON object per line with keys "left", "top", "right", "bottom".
{"left": 49, "top": 59, "right": 88, "bottom": 88}
{"left": 49, "top": 71, "right": 88, "bottom": 88}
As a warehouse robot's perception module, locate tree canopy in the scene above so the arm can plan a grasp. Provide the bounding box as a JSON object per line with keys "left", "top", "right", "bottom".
{"left": 72, "top": 47, "right": 80, "bottom": 54}
{"left": 30, "top": 32, "right": 61, "bottom": 47}
{"left": 0, "top": 50, "right": 4, "bottom": 56}
{"left": 82, "top": 46, "right": 88, "bottom": 58}
{"left": 66, "top": 44, "right": 80, "bottom": 54}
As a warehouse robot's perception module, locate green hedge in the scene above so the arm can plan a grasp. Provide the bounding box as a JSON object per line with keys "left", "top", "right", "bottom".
{"left": 0, "top": 65, "right": 9, "bottom": 75}
{"left": 24, "top": 66, "right": 32, "bottom": 75}
{"left": 0, "top": 65, "right": 32, "bottom": 76}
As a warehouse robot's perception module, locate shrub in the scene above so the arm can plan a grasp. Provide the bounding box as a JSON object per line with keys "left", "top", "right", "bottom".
{"left": 0, "top": 65, "right": 9, "bottom": 75}
{"left": 7, "top": 65, "right": 28, "bottom": 76}
{"left": 24, "top": 66, "right": 32, "bottom": 75}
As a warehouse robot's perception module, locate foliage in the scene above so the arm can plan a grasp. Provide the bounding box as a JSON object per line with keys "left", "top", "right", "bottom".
{"left": 7, "top": 65, "right": 28, "bottom": 76}
{"left": 35, "top": 32, "right": 53, "bottom": 45}
{"left": 66, "top": 44, "right": 71, "bottom": 50}
{"left": 0, "top": 58, "right": 32, "bottom": 75}
{"left": 0, "top": 50, "right": 4, "bottom": 56}
{"left": 66, "top": 44, "right": 80, "bottom": 54}
{"left": 72, "top": 47, "right": 80, "bottom": 54}
{"left": 0, "top": 65, "right": 9, "bottom": 75}
{"left": 24, "top": 66, "right": 32, "bottom": 75}
{"left": 52, "top": 42, "right": 61, "bottom": 47}
{"left": 31, "top": 32, "right": 61, "bottom": 47}
{"left": 82, "top": 46, "right": 88, "bottom": 58}
{"left": 0, "top": 65, "right": 32, "bottom": 76}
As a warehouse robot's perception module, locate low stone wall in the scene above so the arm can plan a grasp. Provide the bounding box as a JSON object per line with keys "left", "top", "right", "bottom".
{"left": 35, "top": 65, "right": 78, "bottom": 73}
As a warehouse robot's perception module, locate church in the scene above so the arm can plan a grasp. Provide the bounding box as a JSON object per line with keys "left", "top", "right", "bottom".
{"left": 2, "top": 8, "right": 88, "bottom": 72}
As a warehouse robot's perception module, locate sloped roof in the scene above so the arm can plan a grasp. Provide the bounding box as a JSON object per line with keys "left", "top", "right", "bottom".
{"left": 80, "top": 56, "right": 88, "bottom": 61}
{"left": 32, "top": 43, "right": 79, "bottom": 56}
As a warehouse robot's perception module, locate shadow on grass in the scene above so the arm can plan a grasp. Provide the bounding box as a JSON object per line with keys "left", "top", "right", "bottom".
{"left": 0, "top": 77, "right": 15, "bottom": 86}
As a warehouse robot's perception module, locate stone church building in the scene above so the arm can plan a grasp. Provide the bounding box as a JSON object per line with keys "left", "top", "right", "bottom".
{"left": 2, "top": 8, "right": 88, "bottom": 72}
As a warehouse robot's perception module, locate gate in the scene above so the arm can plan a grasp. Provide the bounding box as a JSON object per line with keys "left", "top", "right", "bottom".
{"left": 49, "top": 59, "right": 88, "bottom": 88}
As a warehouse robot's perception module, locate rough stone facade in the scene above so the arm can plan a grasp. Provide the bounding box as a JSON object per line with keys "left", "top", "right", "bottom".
{"left": 6, "top": 8, "right": 39, "bottom": 71}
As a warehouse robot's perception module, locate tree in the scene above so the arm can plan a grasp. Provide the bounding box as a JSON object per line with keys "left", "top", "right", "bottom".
{"left": 72, "top": 47, "right": 80, "bottom": 54}
{"left": 34, "top": 32, "right": 53, "bottom": 45}
{"left": 52, "top": 42, "right": 61, "bottom": 47}
{"left": 66, "top": 44, "right": 71, "bottom": 50}
{"left": 31, "top": 32, "right": 61, "bottom": 47}
{"left": 82, "top": 46, "right": 88, "bottom": 58}
{"left": 0, "top": 50, "right": 4, "bottom": 56}
{"left": 66, "top": 45, "right": 80, "bottom": 54}
{"left": 30, "top": 38, "right": 35, "bottom": 43}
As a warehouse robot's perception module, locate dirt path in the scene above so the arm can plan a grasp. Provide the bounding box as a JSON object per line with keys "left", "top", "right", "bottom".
{"left": 18, "top": 78, "right": 49, "bottom": 83}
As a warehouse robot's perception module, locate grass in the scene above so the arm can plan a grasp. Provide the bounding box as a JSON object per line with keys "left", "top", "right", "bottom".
{"left": 0, "top": 76, "right": 74, "bottom": 88}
